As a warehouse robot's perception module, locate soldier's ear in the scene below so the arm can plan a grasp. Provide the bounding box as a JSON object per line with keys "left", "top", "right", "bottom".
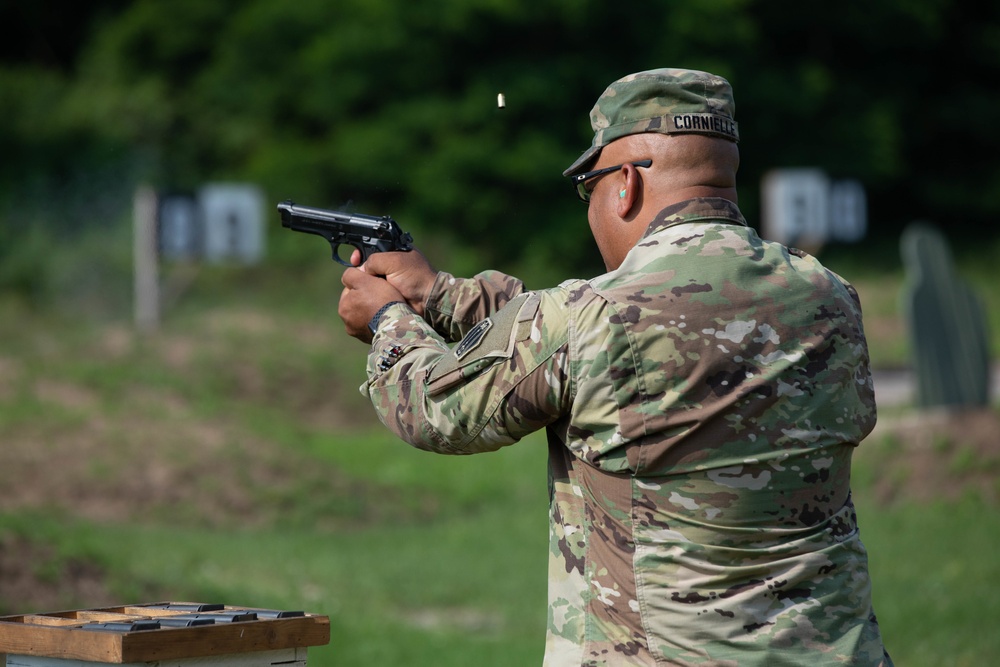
{"left": 616, "top": 164, "right": 640, "bottom": 217}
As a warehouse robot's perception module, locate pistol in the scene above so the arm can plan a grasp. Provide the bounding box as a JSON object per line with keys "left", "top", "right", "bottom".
{"left": 277, "top": 200, "right": 414, "bottom": 266}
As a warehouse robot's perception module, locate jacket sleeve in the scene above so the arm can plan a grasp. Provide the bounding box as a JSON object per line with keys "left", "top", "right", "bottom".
{"left": 422, "top": 270, "right": 527, "bottom": 343}
{"left": 362, "top": 289, "right": 571, "bottom": 454}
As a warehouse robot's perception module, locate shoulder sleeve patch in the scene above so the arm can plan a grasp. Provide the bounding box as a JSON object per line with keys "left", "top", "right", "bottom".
{"left": 425, "top": 292, "right": 536, "bottom": 396}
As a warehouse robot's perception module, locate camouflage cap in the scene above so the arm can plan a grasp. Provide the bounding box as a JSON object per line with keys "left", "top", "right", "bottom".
{"left": 563, "top": 68, "right": 739, "bottom": 177}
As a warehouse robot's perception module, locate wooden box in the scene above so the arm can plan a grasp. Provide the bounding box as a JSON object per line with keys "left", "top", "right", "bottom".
{"left": 0, "top": 602, "right": 330, "bottom": 667}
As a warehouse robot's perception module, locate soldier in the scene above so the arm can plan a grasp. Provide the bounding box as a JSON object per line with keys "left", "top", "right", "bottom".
{"left": 338, "top": 68, "right": 893, "bottom": 666}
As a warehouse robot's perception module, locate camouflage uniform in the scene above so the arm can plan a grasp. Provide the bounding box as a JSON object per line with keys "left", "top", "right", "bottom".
{"left": 359, "top": 69, "right": 892, "bottom": 666}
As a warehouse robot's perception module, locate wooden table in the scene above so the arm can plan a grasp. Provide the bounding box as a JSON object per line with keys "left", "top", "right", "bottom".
{"left": 0, "top": 603, "right": 330, "bottom": 667}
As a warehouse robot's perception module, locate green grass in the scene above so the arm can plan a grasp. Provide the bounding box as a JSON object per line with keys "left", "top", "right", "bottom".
{"left": 855, "top": 494, "right": 1000, "bottom": 666}
{"left": 3, "top": 437, "right": 1000, "bottom": 666}
{"left": 0, "top": 438, "right": 552, "bottom": 667}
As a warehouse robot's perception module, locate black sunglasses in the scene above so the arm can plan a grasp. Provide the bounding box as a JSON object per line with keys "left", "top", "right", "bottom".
{"left": 570, "top": 159, "right": 652, "bottom": 203}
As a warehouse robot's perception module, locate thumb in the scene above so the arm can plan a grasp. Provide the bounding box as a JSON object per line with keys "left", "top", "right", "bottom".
{"left": 361, "top": 252, "right": 391, "bottom": 277}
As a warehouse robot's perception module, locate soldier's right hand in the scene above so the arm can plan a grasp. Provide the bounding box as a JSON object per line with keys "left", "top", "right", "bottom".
{"left": 359, "top": 249, "right": 438, "bottom": 319}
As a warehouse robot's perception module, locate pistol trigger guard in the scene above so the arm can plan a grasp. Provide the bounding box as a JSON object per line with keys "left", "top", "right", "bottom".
{"left": 330, "top": 241, "right": 359, "bottom": 267}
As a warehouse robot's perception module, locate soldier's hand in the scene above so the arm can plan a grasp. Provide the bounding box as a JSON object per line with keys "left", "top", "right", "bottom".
{"left": 359, "top": 249, "right": 438, "bottom": 319}
{"left": 339, "top": 268, "right": 406, "bottom": 344}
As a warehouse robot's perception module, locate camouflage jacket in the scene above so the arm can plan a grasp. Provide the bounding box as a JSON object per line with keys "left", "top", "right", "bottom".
{"left": 361, "top": 198, "right": 892, "bottom": 666}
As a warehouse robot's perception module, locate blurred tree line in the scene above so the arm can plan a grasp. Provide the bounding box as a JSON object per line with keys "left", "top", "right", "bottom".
{"left": 1, "top": 0, "right": 998, "bottom": 300}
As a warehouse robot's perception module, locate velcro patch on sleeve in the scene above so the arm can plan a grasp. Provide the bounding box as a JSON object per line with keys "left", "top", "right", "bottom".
{"left": 425, "top": 292, "right": 535, "bottom": 396}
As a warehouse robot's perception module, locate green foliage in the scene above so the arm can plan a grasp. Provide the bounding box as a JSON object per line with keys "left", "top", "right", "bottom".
{"left": 5, "top": 0, "right": 998, "bottom": 284}
{"left": 0, "top": 223, "right": 51, "bottom": 299}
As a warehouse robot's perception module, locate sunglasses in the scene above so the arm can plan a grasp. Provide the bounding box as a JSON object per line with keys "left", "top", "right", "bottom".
{"left": 569, "top": 159, "right": 652, "bottom": 203}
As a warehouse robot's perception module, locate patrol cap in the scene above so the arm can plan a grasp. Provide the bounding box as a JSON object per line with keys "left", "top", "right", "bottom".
{"left": 563, "top": 68, "right": 739, "bottom": 177}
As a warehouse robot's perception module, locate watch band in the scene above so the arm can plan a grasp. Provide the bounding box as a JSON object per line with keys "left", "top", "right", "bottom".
{"left": 368, "top": 301, "right": 404, "bottom": 336}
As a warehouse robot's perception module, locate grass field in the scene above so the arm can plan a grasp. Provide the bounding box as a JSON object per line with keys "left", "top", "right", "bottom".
{"left": 1, "top": 235, "right": 999, "bottom": 665}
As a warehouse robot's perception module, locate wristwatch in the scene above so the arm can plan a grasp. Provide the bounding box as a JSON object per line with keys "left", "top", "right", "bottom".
{"left": 368, "top": 301, "right": 403, "bottom": 336}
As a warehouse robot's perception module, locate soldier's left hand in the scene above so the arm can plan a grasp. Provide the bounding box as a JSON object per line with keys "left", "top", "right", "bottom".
{"left": 339, "top": 268, "right": 406, "bottom": 343}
